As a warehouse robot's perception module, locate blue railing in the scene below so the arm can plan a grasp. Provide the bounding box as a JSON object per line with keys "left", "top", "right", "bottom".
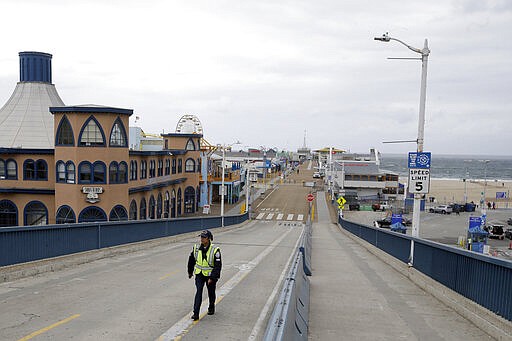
{"left": 339, "top": 216, "right": 512, "bottom": 321}
{"left": 0, "top": 213, "right": 248, "bottom": 267}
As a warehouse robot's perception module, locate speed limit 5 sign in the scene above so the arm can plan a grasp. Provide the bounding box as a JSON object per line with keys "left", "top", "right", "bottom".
{"left": 408, "top": 168, "right": 430, "bottom": 194}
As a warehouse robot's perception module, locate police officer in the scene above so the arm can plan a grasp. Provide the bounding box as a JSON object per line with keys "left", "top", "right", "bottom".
{"left": 188, "top": 230, "right": 222, "bottom": 321}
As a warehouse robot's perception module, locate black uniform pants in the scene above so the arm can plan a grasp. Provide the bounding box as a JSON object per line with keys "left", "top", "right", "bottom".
{"left": 194, "top": 273, "right": 216, "bottom": 315}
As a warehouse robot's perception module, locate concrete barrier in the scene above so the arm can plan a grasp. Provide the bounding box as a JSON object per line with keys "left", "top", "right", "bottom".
{"left": 263, "top": 250, "right": 310, "bottom": 340}
{"left": 300, "top": 222, "right": 312, "bottom": 276}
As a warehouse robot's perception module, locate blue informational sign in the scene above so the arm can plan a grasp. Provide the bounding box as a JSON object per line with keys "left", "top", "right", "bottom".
{"left": 468, "top": 216, "right": 482, "bottom": 230}
{"left": 496, "top": 192, "right": 507, "bottom": 199}
{"left": 391, "top": 214, "right": 402, "bottom": 225}
{"left": 408, "top": 152, "right": 431, "bottom": 169}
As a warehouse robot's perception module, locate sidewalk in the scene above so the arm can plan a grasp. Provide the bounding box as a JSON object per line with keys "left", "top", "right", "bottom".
{"left": 308, "top": 192, "right": 491, "bottom": 340}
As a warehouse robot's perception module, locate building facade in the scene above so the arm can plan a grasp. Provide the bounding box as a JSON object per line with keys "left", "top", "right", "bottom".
{"left": 0, "top": 52, "right": 201, "bottom": 227}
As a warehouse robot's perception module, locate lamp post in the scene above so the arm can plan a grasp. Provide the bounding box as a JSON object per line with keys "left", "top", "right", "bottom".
{"left": 479, "top": 160, "right": 490, "bottom": 214}
{"left": 375, "top": 32, "right": 430, "bottom": 265}
{"left": 220, "top": 145, "right": 226, "bottom": 227}
{"left": 463, "top": 160, "right": 472, "bottom": 204}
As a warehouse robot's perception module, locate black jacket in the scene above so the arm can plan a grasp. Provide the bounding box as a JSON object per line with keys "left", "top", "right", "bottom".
{"left": 187, "top": 243, "right": 222, "bottom": 280}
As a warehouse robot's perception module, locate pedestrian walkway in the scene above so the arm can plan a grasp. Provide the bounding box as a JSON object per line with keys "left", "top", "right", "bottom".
{"left": 254, "top": 209, "right": 305, "bottom": 222}
{"left": 308, "top": 192, "right": 491, "bottom": 340}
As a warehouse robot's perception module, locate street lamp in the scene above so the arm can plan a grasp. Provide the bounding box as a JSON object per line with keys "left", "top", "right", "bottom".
{"left": 375, "top": 32, "right": 430, "bottom": 266}
{"left": 218, "top": 141, "right": 242, "bottom": 227}
{"left": 479, "top": 160, "right": 490, "bottom": 214}
{"left": 463, "top": 160, "right": 472, "bottom": 204}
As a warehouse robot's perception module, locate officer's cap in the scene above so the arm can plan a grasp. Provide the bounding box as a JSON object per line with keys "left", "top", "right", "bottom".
{"left": 199, "top": 230, "right": 213, "bottom": 240}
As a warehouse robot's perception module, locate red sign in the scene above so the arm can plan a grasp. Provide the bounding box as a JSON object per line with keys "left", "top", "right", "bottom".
{"left": 307, "top": 194, "right": 315, "bottom": 202}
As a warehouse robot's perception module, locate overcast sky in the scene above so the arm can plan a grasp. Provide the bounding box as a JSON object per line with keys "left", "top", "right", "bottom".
{"left": 0, "top": 0, "right": 511, "bottom": 155}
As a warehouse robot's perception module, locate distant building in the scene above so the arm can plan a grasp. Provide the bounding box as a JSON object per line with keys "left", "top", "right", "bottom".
{"left": 0, "top": 52, "right": 201, "bottom": 226}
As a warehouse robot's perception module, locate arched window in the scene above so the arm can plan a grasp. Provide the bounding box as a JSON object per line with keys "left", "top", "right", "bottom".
{"left": 6, "top": 159, "right": 17, "bottom": 180}
{"left": 109, "top": 205, "right": 128, "bottom": 221}
{"left": 56, "top": 116, "right": 74, "bottom": 146}
{"left": 78, "top": 206, "right": 107, "bottom": 223}
{"left": 164, "top": 191, "right": 170, "bottom": 218}
{"left": 109, "top": 162, "right": 118, "bottom": 183}
{"left": 178, "top": 159, "right": 183, "bottom": 173}
{"left": 165, "top": 159, "right": 170, "bottom": 175}
{"left": 67, "top": 162, "right": 75, "bottom": 183}
{"left": 130, "top": 160, "right": 138, "bottom": 180}
{"left": 185, "top": 138, "right": 195, "bottom": 151}
{"left": 0, "top": 200, "right": 18, "bottom": 227}
{"left": 185, "top": 158, "right": 195, "bottom": 172}
{"left": 79, "top": 161, "right": 106, "bottom": 184}
{"left": 172, "top": 159, "right": 177, "bottom": 174}
{"left": 109, "top": 118, "right": 127, "bottom": 147}
{"left": 119, "top": 162, "right": 127, "bottom": 183}
{"left": 56, "top": 161, "right": 66, "bottom": 183}
{"left": 129, "top": 200, "right": 137, "bottom": 220}
{"left": 177, "top": 188, "right": 182, "bottom": 216}
{"left": 56, "top": 205, "right": 76, "bottom": 224}
{"left": 140, "top": 198, "right": 147, "bottom": 219}
{"left": 149, "top": 195, "right": 155, "bottom": 219}
{"left": 24, "top": 201, "right": 48, "bottom": 226}
{"left": 171, "top": 189, "right": 176, "bottom": 218}
{"left": 78, "top": 116, "right": 105, "bottom": 146}
{"left": 157, "top": 193, "right": 163, "bottom": 219}
{"left": 0, "top": 159, "right": 4, "bottom": 179}
{"left": 149, "top": 160, "right": 155, "bottom": 178}
{"left": 23, "top": 159, "right": 47, "bottom": 180}
{"left": 157, "top": 160, "right": 163, "bottom": 177}
{"left": 184, "top": 186, "right": 195, "bottom": 213}
{"left": 140, "top": 161, "right": 147, "bottom": 179}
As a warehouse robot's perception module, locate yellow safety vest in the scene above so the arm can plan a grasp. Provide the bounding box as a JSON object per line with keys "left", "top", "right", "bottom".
{"left": 193, "top": 243, "right": 220, "bottom": 276}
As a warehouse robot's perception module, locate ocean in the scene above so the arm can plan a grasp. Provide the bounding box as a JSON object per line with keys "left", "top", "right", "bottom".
{"left": 380, "top": 154, "right": 512, "bottom": 181}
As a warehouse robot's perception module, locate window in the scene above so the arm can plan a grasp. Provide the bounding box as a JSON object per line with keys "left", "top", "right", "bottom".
{"left": 149, "top": 160, "right": 156, "bottom": 178}
{"left": 172, "top": 159, "right": 176, "bottom": 174}
{"left": 130, "top": 161, "right": 138, "bottom": 180}
{"left": 79, "top": 161, "right": 106, "bottom": 184}
{"left": 57, "top": 161, "right": 66, "bottom": 182}
{"left": 177, "top": 188, "right": 182, "bottom": 216}
{"left": 109, "top": 205, "right": 128, "bottom": 221}
{"left": 171, "top": 189, "right": 176, "bottom": 218}
{"left": 79, "top": 116, "right": 105, "bottom": 146}
{"left": 178, "top": 159, "right": 182, "bottom": 173}
{"left": 0, "top": 160, "right": 4, "bottom": 179}
{"left": 0, "top": 200, "right": 17, "bottom": 227}
{"left": 56, "top": 116, "right": 74, "bottom": 145}
{"left": 184, "top": 186, "right": 195, "bottom": 213}
{"left": 197, "top": 158, "right": 201, "bottom": 172}
{"left": 149, "top": 195, "right": 155, "bottom": 219}
{"left": 164, "top": 191, "right": 170, "bottom": 218}
{"left": 157, "top": 193, "right": 162, "bottom": 219}
{"left": 129, "top": 200, "right": 137, "bottom": 220}
{"left": 67, "top": 162, "right": 75, "bottom": 183}
{"left": 185, "top": 158, "right": 195, "bottom": 172}
{"left": 6, "top": 159, "right": 17, "bottom": 179}
{"left": 164, "top": 139, "right": 168, "bottom": 149}
{"left": 56, "top": 161, "right": 75, "bottom": 183}
{"left": 24, "top": 201, "right": 48, "bottom": 226}
{"left": 140, "top": 198, "right": 147, "bottom": 219}
{"left": 140, "top": 161, "right": 147, "bottom": 179}
{"left": 56, "top": 205, "right": 76, "bottom": 224}
{"left": 109, "top": 162, "right": 118, "bottom": 183}
{"left": 157, "top": 160, "right": 163, "bottom": 177}
{"left": 185, "top": 138, "right": 195, "bottom": 151}
{"left": 109, "top": 118, "right": 127, "bottom": 147}
{"left": 119, "top": 162, "right": 127, "bottom": 183}
{"left": 165, "top": 159, "right": 170, "bottom": 175}
{"left": 23, "top": 159, "right": 47, "bottom": 180}
{"left": 78, "top": 206, "right": 107, "bottom": 223}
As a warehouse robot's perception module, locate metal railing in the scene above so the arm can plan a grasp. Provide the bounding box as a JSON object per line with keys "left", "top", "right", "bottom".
{"left": 0, "top": 213, "right": 248, "bottom": 267}
{"left": 339, "top": 216, "right": 512, "bottom": 321}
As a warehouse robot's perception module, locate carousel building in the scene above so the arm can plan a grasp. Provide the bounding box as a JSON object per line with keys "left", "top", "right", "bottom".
{"left": 0, "top": 51, "right": 201, "bottom": 226}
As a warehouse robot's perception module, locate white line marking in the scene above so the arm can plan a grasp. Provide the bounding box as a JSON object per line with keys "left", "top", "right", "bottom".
{"left": 256, "top": 186, "right": 279, "bottom": 208}
{"left": 286, "top": 214, "right": 294, "bottom": 221}
{"left": 266, "top": 213, "right": 274, "bottom": 220}
{"left": 156, "top": 228, "right": 296, "bottom": 341}
{"left": 297, "top": 214, "right": 304, "bottom": 221}
{"left": 276, "top": 214, "right": 283, "bottom": 220}
{"left": 256, "top": 213, "right": 265, "bottom": 220}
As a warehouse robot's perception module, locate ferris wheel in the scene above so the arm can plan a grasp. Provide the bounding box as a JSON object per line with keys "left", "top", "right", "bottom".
{"left": 175, "top": 114, "right": 203, "bottom": 134}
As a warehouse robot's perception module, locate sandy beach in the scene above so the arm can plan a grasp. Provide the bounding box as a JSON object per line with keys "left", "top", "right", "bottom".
{"left": 401, "top": 177, "right": 512, "bottom": 208}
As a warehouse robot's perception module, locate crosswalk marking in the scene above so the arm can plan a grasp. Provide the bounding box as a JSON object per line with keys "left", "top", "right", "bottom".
{"left": 256, "top": 213, "right": 265, "bottom": 220}
{"left": 266, "top": 213, "right": 274, "bottom": 220}
{"left": 297, "top": 214, "right": 304, "bottom": 221}
{"left": 287, "top": 214, "right": 294, "bottom": 221}
{"left": 276, "top": 214, "right": 283, "bottom": 220}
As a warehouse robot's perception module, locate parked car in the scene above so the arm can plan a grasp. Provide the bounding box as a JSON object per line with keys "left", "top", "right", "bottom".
{"left": 374, "top": 216, "right": 412, "bottom": 228}
{"left": 429, "top": 205, "right": 452, "bottom": 214}
{"left": 312, "top": 172, "right": 321, "bottom": 178}
{"left": 372, "top": 202, "right": 392, "bottom": 211}
{"left": 507, "top": 217, "right": 512, "bottom": 226}
{"left": 484, "top": 223, "right": 505, "bottom": 240}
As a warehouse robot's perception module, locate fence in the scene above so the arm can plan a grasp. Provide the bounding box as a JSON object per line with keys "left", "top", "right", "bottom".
{"left": 0, "top": 213, "right": 248, "bottom": 267}
{"left": 339, "top": 216, "right": 512, "bottom": 322}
